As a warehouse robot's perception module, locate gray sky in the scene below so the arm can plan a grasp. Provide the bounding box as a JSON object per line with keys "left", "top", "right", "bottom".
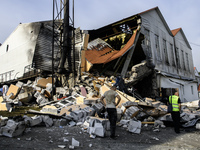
{"left": 0, "top": 0, "right": 200, "bottom": 71}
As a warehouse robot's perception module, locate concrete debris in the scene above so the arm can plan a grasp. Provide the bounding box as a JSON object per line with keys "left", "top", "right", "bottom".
{"left": 128, "top": 120, "right": 141, "bottom": 134}
{"left": 58, "top": 145, "right": 66, "bottom": 149}
{"left": 196, "top": 123, "right": 200, "bottom": 130}
{"left": 125, "top": 61, "right": 153, "bottom": 85}
{"left": 0, "top": 74, "right": 200, "bottom": 138}
{"left": 71, "top": 138, "right": 80, "bottom": 147}
{"left": 154, "top": 120, "right": 165, "bottom": 128}
{"left": 0, "top": 119, "right": 25, "bottom": 137}
{"left": 41, "top": 115, "right": 53, "bottom": 127}
{"left": 85, "top": 116, "right": 110, "bottom": 137}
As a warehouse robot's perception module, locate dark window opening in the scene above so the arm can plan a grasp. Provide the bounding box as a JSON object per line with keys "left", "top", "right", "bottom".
{"left": 6, "top": 44, "right": 9, "bottom": 52}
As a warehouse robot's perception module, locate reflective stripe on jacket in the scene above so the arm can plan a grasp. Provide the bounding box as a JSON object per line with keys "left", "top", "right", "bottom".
{"left": 169, "top": 95, "right": 179, "bottom": 112}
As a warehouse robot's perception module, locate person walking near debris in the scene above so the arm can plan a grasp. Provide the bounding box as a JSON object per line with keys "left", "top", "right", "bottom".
{"left": 169, "top": 91, "right": 181, "bottom": 133}
{"left": 100, "top": 85, "right": 121, "bottom": 139}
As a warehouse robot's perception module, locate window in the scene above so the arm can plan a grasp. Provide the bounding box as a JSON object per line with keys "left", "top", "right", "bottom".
{"left": 144, "top": 28, "right": 152, "bottom": 57}
{"left": 181, "top": 50, "right": 186, "bottom": 70}
{"left": 120, "top": 24, "right": 132, "bottom": 34}
{"left": 175, "top": 47, "right": 181, "bottom": 68}
{"left": 6, "top": 44, "right": 9, "bottom": 52}
{"left": 191, "top": 86, "right": 194, "bottom": 95}
{"left": 170, "top": 43, "right": 175, "bottom": 66}
{"left": 163, "top": 39, "right": 169, "bottom": 64}
{"left": 186, "top": 53, "right": 190, "bottom": 71}
{"left": 155, "top": 34, "right": 161, "bottom": 61}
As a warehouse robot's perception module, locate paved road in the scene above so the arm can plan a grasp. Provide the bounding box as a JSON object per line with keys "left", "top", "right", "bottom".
{"left": 0, "top": 124, "right": 200, "bottom": 150}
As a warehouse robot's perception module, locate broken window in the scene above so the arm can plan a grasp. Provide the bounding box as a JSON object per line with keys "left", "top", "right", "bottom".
{"left": 143, "top": 28, "right": 152, "bottom": 58}
{"left": 191, "top": 86, "right": 194, "bottom": 94}
{"left": 120, "top": 24, "right": 132, "bottom": 34}
{"left": 170, "top": 43, "right": 175, "bottom": 66}
{"left": 163, "top": 39, "right": 169, "bottom": 64}
{"left": 175, "top": 47, "right": 181, "bottom": 68}
{"left": 186, "top": 53, "right": 190, "bottom": 72}
{"left": 181, "top": 50, "right": 186, "bottom": 70}
{"left": 155, "top": 34, "right": 161, "bottom": 61}
{"left": 182, "top": 86, "right": 185, "bottom": 95}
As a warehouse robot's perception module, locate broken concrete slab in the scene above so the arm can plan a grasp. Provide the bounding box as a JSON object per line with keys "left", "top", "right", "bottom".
{"left": 15, "top": 81, "right": 24, "bottom": 88}
{"left": 41, "top": 105, "right": 58, "bottom": 115}
{"left": 41, "top": 115, "right": 53, "bottom": 127}
{"left": 84, "top": 97, "right": 98, "bottom": 105}
{"left": 124, "top": 106, "right": 140, "bottom": 118}
{"left": 0, "top": 119, "right": 25, "bottom": 137}
{"left": 29, "top": 115, "right": 43, "bottom": 127}
{"left": 53, "top": 119, "right": 69, "bottom": 127}
{"left": 88, "top": 122, "right": 105, "bottom": 137}
{"left": 92, "top": 102, "right": 104, "bottom": 114}
{"left": 196, "top": 123, "right": 200, "bottom": 130}
{"left": 128, "top": 120, "right": 141, "bottom": 134}
{"left": 72, "top": 137, "right": 80, "bottom": 147}
{"left": 36, "top": 94, "right": 49, "bottom": 105}
{"left": 60, "top": 104, "right": 89, "bottom": 116}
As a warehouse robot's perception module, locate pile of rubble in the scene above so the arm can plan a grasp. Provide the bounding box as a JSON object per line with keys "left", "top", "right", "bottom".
{"left": 0, "top": 74, "right": 200, "bottom": 139}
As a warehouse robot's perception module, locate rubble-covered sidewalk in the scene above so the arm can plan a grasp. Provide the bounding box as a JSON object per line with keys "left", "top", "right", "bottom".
{"left": 0, "top": 73, "right": 200, "bottom": 149}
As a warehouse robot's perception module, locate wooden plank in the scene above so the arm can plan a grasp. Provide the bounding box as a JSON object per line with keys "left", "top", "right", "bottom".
{"left": 121, "top": 30, "right": 140, "bottom": 78}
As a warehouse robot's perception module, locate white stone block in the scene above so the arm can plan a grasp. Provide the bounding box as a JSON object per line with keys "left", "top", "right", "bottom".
{"left": 72, "top": 138, "right": 80, "bottom": 147}
{"left": 41, "top": 115, "right": 53, "bottom": 127}
{"left": 30, "top": 116, "right": 42, "bottom": 126}
{"left": 128, "top": 120, "right": 141, "bottom": 134}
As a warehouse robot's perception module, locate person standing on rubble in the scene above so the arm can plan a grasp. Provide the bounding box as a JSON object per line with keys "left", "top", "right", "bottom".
{"left": 169, "top": 91, "right": 181, "bottom": 133}
{"left": 100, "top": 85, "right": 121, "bottom": 139}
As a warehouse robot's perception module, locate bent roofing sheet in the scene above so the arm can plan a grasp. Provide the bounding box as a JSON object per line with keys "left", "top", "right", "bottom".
{"left": 85, "top": 29, "right": 137, "bottom": 64}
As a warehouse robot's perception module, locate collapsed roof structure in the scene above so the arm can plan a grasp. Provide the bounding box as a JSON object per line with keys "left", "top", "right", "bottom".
{"left": 0, "top": 6, "right": 200, "bottom": 140}
{"left": 0, "top": 7, "right": 199, "bottom": 102}
{"left": 81, "top": 7, "right": 198, "bottom": 102}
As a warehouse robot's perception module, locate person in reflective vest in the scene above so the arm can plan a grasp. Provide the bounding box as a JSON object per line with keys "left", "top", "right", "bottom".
{"left": 169, "top": 91, "right": 181, "bottom": 133}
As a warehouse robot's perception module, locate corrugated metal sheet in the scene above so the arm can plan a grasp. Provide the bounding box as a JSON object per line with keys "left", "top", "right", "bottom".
{"left": 32, "top": 23, "right": 60, "bottom": 71}
{"left": 85, "top": 29, "right": 138, "bottom": 64}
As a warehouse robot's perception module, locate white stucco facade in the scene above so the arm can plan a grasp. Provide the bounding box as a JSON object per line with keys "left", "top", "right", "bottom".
{"left": 0, "top": 23, "right": 41, "bottom": 81}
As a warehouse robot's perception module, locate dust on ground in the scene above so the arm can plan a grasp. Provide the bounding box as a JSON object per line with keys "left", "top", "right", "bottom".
{"left": 0, "top": 124, "right": 199, "bottom": 150}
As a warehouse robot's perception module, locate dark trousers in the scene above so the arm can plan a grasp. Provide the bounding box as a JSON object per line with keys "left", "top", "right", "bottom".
{"left": 171, "top": 111, "right": 180, "bottom": 133}
{"left": 106, "top": 108, "right": 117, "bottom": 137}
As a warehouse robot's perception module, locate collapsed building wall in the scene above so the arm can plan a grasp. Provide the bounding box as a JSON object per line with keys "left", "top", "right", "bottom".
{"left": 83, "top": 7, "right": 198, "bottom": 102}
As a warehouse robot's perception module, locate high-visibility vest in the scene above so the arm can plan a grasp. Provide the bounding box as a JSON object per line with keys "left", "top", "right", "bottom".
{"left": 169, "top": 95, "right": 179, "bottom": 112}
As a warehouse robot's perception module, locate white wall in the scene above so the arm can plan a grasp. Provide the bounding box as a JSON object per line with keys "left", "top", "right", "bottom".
{"left": 159, "top": 75, "right": 199, "bottom": 102}
{"left": 0, "top": 22, "right": 41, "bottom": 81}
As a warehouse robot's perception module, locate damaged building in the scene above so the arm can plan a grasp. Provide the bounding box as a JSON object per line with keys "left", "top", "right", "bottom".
{"left": 0, "top": 20, "right": 87, "bottom": 84}
{"left": 0, "top": 6, "right": 200, "bottom": 140}
{"left": 82, "top": 7, "right": 199, "bottom": 102}
{"left": 0, "top": 7, "right": 199, "bottom": 103}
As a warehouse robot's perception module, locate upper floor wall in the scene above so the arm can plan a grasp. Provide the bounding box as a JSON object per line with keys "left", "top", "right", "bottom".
{"left": 140, "top": 8, "right": 195, "bottom": 80}
{"left": 0, "top": 22, "right": 41, "bottom": 81}
{"left": 173, "top": 30, "right": 195, "bottom": 78}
